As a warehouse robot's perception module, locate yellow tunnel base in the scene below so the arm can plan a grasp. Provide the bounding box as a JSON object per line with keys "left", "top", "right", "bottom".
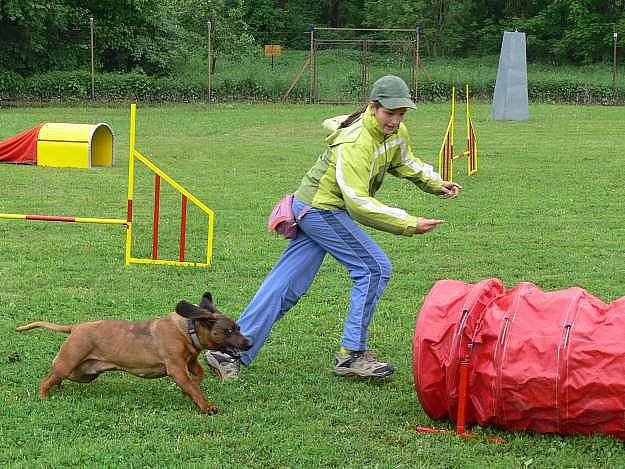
{"left": 37, "top": 122, "right": 115, "bottom": 169}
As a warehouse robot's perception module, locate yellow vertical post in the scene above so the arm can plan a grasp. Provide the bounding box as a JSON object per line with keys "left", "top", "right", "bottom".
{"left": 465, "top": 84, "right": 478, "bottom": 175}
{"left": 451, "top": 86, "right": 456, "bottom": 151}
{"left": 449, "top": 86, "right": 456, "bottom": 182}
{"left": 206, "top": 217, "right": 214, "bottom": 265}
{"left": 466, "top": 84, "right": 471, "bottom": 173}
{"left": 125, "top": 103, "right": 136, "bottom": 265}
{"left": 438, "top": 87, "right": 456, "bottom": 182}
{"left": 465, "top": 85, "right": 470, "bottom": 149}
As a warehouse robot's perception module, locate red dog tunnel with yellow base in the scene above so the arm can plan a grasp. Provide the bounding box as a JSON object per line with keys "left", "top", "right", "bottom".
{"left": 0, "top": 122, "right": 114, "bottom": 168}
{"left": 413, "top": 278, "right": 625, "bottom": 440}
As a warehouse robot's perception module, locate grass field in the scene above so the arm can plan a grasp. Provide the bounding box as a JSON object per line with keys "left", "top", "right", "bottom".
{"left": 1, "top": 102, "right": 625, "bottom": 467}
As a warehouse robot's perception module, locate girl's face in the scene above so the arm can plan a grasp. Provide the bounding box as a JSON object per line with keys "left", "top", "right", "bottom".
{"left": 371, "top": 102, "right": 408, "bottom": 135}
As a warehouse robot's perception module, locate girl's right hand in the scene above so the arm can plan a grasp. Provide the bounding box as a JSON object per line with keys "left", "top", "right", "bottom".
{"left": 440, "top": 181, "right": 462, "bottom": 199}
{"left": 415, "top": 218, "right": 445, "bottom": 234}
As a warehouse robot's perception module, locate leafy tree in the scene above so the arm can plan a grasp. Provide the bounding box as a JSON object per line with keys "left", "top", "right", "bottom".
{"left": 0, "top": 0, "right": 195, "bottom": 76}
{"left": 510, "top": 0, "right": 623, "bottom": 63}
{"left": 0, "top": 0, "right": 86, "bottom": 74}
{"left": 242, "top": 0, "right": 316, "bottom": 48}
{"left": 322, "top": 0, "right": 365, "bottom": 27}
{"left": 169, "top": 0, "right": 255, "bottom": 58}
{"left": 362, "top": 0, "right": 466, "bottom": 57}
{"left": 75, "top": 0, "right": 194, "bottom": 75}
{"left": 2, "top": 0, "right": 624, "bottom": 78}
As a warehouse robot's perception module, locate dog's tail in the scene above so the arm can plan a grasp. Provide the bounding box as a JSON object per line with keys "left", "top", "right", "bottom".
{"left": 15, "top": 322, "right": 73, "bottom": 334}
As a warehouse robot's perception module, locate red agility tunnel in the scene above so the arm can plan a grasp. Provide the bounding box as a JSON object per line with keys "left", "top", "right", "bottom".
{"left": 0, "top": 124, "right": 43, "bottom": 164}
{"left": 413, "top": 278, "right": 625, "bottom": 440}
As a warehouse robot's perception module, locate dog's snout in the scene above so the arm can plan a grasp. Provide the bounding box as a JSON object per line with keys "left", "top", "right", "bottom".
{"left": 241, "top": 336, "right": 253, "bottom": 351}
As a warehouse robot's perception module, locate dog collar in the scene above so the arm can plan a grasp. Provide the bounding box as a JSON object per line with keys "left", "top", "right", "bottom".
{"left": 186, "top": 319, "right": 203, "bottom": 350}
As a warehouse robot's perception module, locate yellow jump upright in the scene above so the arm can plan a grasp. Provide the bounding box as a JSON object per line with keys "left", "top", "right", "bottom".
{"left": 37, "top": 122, "right": 114, "bottom": 168}
{"left": 438, "top": 85, "right": 478, "bottom": 182}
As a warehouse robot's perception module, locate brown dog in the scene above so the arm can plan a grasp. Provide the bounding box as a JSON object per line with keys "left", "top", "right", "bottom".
{"left": 16, "top": 292, "right": 251, "bottom": 414}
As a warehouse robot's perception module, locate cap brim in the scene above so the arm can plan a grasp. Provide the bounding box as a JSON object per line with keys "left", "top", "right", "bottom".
{"left": 378, "top": 97, "right": 416, "bottom": 110}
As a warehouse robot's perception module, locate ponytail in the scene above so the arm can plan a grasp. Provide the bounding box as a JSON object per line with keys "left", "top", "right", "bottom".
{"left": 338, "top": 101, "right": 380, "bottom": 129}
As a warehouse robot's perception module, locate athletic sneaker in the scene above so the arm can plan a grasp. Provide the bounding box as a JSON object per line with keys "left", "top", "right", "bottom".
{"left": 204, "top": 350, "right": 240, "bottom": 380}
{"left": 333, "top": 350, "right": 395, "bottom": 378}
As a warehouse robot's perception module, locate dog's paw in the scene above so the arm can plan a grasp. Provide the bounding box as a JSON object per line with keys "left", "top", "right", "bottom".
{"left": 204, "top": 405, "right": 219, "bottom": 415}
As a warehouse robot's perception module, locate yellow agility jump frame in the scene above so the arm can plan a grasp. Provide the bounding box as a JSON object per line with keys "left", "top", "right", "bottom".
{"left": 438, "top": 85, "right": 478, "bottom": 182}
{"left": 126, "top": 104, "right": 215, "bottom": 267}
{"left": 0, "top": 104, "right": 215, "bottom": 268}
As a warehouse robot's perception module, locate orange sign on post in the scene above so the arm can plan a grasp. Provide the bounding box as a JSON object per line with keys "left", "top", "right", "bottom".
{"left": 264, "top": 45, "right": 281, "bottom": 70}
{"left": 264, "top": 44, "right": 282, "bottom": 56}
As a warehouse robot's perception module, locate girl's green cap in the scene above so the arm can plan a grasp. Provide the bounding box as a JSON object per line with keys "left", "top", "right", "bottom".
{"left": 369, "top": 75, "right": 416, "bottom": 109}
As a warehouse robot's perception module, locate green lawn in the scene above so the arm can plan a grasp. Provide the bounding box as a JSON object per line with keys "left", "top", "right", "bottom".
{"left": 1, "top": 102, "right": 625, "bottom": 467}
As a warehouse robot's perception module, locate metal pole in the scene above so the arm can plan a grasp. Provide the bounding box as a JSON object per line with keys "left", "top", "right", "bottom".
{"left": 309, "top": 23, "right": 315, "bottom": 104}
{"left": 207, "top": 21, "right": 212, "bottom": 105}
{"left": 613, "top": 31, "right": 618, "bottom": 94}
{"left": 415, "top": 26, "right": 420, "bottom": 102}
{"left": 361, "top": 39, "right": 368, "bottom": 101}
{"left": 90, "top": 17, "right": 95, "bottom": 99}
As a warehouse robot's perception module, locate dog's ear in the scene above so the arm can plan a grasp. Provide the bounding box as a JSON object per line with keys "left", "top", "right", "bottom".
{"left": 199, "top": 292, "right": 216, "bottom": 313}
{"left": 175, "top": 300, "right": 197, "bottom": 317}
{"left": 176, "top": 300, "right": 213, "bottom": 319}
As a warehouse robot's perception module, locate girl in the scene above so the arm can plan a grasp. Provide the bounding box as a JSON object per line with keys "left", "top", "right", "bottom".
{"left": 206, "top": 75, "right": 461, "bottom": 379}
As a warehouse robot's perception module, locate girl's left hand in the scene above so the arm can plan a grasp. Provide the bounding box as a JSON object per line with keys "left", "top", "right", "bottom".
{"left": 440, "top": 181, "right": 462, "bottom": 199}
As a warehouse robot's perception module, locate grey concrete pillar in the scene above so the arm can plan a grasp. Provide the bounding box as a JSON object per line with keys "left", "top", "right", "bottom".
{"left": 491, "top": 31, "right": 529, "bottom": 120}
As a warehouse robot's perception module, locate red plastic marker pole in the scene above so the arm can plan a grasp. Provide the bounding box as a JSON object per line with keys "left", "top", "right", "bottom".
{"left": 456, "top": 358, "right": 471, "bottom": 435}
{"left": 152, "top": 174, "right": 161, "bottom": 260}
{"left": 179, "top": 195, "right": 187, "bottom": 262}
{"left": 416, "top": 426, "right": 452, "bottom": 434}
{"left": 416, "top": 426, "right": 505, "bottom": 443}
{"left": 25, "top": 215, "right": 76, "bottom": 222}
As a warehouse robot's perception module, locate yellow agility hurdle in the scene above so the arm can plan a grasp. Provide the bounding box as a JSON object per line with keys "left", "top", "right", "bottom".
{"left": 125, "top": 104, "right": 215, "bottom": 267}
{"left": 438, "top": 85, "right": 478, "bottom": 182}
{"left": 0, "top": 104, "right": 215, "bottom": 268}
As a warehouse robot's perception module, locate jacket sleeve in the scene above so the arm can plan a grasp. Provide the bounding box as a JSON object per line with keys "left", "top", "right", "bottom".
{"left": 334, "top": 143, "right": 420, "bottom": 236}
{"left": 388, "top": 128, "right": 445, "bottom": 194}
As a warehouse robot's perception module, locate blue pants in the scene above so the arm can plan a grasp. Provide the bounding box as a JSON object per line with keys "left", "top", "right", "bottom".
{"left": 238, "top": 196, "right": 392, "bottom": 365}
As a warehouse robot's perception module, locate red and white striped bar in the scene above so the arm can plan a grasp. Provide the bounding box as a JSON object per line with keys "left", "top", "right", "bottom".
{"left": 0, "top": 213, "right": 127, "bottom": 225}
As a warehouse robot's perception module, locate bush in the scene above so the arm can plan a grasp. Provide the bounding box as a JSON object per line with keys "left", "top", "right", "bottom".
{"left": 0, "top": 70, "right": 25, "bottom": 99}
{"left": 95, "top": 72, "right": 155, "bottom": 101}
{"left": 1, "top": 70, "right": 206, "bottom": 103}
{"left": 1, "top": 67, "right": 623, "bottom": 104}
{"left": 152, "top": 76, "right": 205, "bottom": 102}
{"left": 528, "top": 79, "right": 621, "bottom": 104}
{"left": 23, "top": 71, "right": 90, "bottom": 100}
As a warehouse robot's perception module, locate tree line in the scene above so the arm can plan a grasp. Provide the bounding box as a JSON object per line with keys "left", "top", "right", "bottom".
{"left": 1, "top": 0, "right": 623, "bottom": 77}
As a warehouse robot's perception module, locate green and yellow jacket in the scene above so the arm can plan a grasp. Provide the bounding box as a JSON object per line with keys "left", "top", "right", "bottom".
{"left": 294, "top": 106, "right": 444, "bottom": 236}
